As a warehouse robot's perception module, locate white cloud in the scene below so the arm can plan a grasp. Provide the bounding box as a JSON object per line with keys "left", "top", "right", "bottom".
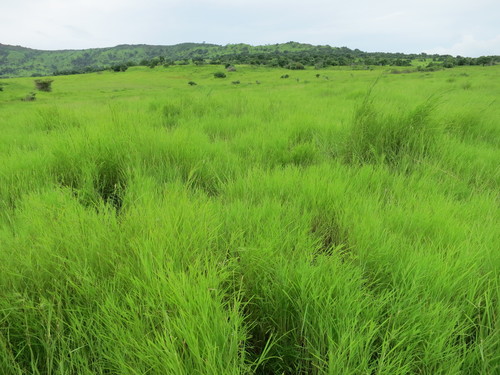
{"left": 426, "top": 35, "right": 500, "bottom": 57}
{"left": 0, "top": 0, "right": 499, "bottom": 55}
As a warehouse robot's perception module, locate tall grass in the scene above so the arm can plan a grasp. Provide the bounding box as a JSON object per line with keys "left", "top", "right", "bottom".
{"left": 0, "top": 65, "right": 498, "bottom": 374}
{"left": 342, "top": 82, "right": 441, "bottom": 168}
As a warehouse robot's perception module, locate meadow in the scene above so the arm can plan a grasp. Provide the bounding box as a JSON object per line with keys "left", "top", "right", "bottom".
{"left": 0, "top": 64, "right": 499, "bottom": 374}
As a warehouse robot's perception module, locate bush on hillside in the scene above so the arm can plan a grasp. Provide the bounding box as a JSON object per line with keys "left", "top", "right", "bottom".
{"left": 287, "top": 62, "right": 305, "bottom": 70}
{"left": 22, "top": 92, "right": 36, "bottom": 101}
{"left": 111, "top": 64, "right": 128, "bottom": 72}
{"left": 214, "top": 72, "right": 226, "bottom": 78}
{"left": 34, "top": 79, "right": 53, "bottom": 92}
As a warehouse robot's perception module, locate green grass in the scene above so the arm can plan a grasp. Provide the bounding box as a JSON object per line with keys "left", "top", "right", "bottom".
{"left": 0, "top": 64, "right": 499, "bottom": 374}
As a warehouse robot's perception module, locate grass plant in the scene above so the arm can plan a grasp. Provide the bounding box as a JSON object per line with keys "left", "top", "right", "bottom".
{"left": 0, "top": 65, "right": 499, "bottom": 374}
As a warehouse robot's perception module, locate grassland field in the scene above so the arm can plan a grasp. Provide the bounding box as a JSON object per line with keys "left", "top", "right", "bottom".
{"left": 0, "top": 64, "right": 499, "bottom": 374}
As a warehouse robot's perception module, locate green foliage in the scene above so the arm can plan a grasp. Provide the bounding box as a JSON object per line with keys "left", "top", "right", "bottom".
{"left": 21, "top": 92, "right": 36, "bottom": 101}
{"left": 110, "top": 64, "right": 128, "bottom": 72}
{"left": 287, "top": 61, "right": 305, "bottom": 70}
{"left": 34, "top": 79, "right": 53, "bottom": 92}
{"left": 214, "top": 71, "right": 226, "bottom": 78}
{"left": 2, "top": 42, "right": 498, "bottom": 78}
{"left": 343, "top": 90, "right": 440, "bottom": 167}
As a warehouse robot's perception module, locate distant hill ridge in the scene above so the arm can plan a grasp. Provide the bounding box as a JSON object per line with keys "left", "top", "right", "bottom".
{"left": 0, "top": 41, "right": 498, "bottom": 78}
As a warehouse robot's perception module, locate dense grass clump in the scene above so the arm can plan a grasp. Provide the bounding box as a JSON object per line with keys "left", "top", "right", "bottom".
{"left": 0, "top": 65, "right": 499, "bottom": 374}
{"left": 343, "top": 90, "right": 440, "bottom": 167}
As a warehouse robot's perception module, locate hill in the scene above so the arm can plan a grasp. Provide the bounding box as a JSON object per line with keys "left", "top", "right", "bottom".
{"left": 0, "top": 42, "right": 216, "bottom": 77}
{"left": 2, "top": 41, "right": 498, "bottom": 78}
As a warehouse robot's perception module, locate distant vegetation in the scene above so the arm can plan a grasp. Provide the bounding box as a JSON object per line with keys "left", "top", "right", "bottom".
{"left": 34, "top": 78, "right": 53, "bottom": 92}
{"left": 1, "top": 41, "right": 499, "bottom": 78}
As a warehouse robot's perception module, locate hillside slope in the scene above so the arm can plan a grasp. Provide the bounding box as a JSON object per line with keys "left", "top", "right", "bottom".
{"left": 1, "top": 41, "right": 498, "bottom": 78}
{"left": 0, "top": 42, "right": 220, "bottom": 77}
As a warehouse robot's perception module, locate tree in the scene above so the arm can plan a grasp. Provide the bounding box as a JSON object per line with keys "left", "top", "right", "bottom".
{"left": 442, "top": 58, "right": 455, "bottom": 68}
{"left": 163, "top": 59, "right": 175, "bottom": 67}
{"left": 456, "top": 56, "right": 467, "bottom": 66}
{"left": 476, "top": 56, "right": 493, "bottom": 66}
{"left": 148, "top": 58, "right": 161, "bottom": 68}
{"left": 193, "top": 57, "right": 205, "bottom": 65}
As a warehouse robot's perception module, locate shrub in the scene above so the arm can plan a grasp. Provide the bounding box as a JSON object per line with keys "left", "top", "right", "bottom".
{"left": 111, "top": 64, "right": 128, "bottom": 72}
{"left": 34, "top": 79, "right": 53, "bottom": 92}
{"left": 287, "top": 62, "right": 305, "bottom": 70}
{"left": 214, "top": 72, "right": 226, "bottom": 78}
{"left": 232, "top": 80, "right": 240, "bottom": 85}
{"left": 188, "top": 81, "right": 197, "bottom": 86}
{"left": 226, "top": 65, "right": 236, "bottom": 72}
{"left": 22, "top": 92, "right": 36, "bottom": 101}
{"left": 390, "top": 69, "right": 413, "bottom": 74}
{"left": 280, "top": 74, "right": 289, "bottom": 79}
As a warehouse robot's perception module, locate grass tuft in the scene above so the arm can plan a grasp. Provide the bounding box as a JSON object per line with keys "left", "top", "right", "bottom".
{"left": 0, "top": 64, "right": 498, "bottom": 374}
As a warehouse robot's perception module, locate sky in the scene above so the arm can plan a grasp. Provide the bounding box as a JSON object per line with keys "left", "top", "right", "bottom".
{"left": 1, "top": 0, "right": 499, "bottom": 57}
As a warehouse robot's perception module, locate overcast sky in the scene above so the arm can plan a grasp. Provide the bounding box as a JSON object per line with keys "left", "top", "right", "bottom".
{"left": 1, "top": 0, "right": 499, "bottom": 57}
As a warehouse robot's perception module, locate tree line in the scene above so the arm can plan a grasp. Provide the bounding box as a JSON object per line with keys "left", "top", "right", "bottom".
{"left": 131, "top": 49, "right": 500, "bottom": 71}
{"left": 1, "top": 42, "right": 498, "bottom": 78}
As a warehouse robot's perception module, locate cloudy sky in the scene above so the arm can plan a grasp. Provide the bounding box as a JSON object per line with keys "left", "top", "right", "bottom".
{"left": 1, "top": 0, "right": 499, "bottom": 56}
